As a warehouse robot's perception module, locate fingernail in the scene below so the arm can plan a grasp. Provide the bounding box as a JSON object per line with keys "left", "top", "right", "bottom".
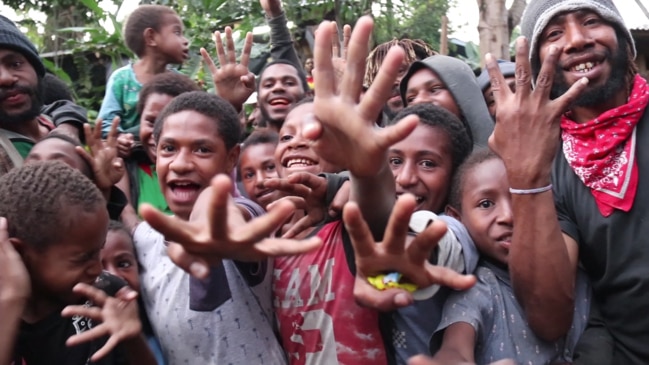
{"left": 550, "top": 45, "right": 558, "bottom": 55}
{"left": 190, "top": 262, "right": 208, "bottom": 278}
{"left": 581, "top": 77, "right": 589, "bottom": 85}
{"left": 394, "top": 293, "right": 413, "bottom": 307}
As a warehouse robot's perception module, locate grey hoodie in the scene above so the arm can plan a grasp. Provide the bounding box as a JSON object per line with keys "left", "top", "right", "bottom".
{"left": 399, "top": 55, "right": 493, "bottom": 149}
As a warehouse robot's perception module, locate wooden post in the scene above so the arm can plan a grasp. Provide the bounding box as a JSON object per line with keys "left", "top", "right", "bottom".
{"left": 440, "top": 15, "right": 448, "bottom": 55}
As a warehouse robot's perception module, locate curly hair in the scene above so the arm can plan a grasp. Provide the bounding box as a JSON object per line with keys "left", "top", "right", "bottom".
{"left": 448, "top": 148, "right": 499, "bottom": 212}
{"left": 364, "top": 38, "right": 437, "bottom": 88}
{"left": 123, "top": 5, "right": 177, "bottom": 57}
{"left": 136, "top": 72, "right": 200, "bottom": 115}
{"left": 153, "top": 91, "right": 241, "bottom": 151}
{"left": 0, "top": 161, "right": 104, "bottom": 250}
{"left": 389, "top": 103, "right": 472, "bottom": 173}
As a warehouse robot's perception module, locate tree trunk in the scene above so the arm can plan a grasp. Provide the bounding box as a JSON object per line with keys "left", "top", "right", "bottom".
{"left": 477, "top": 0, "right": 509, "bottom": 65}
{"left": 508, "top": 0, "right": 527, "bottom": 37}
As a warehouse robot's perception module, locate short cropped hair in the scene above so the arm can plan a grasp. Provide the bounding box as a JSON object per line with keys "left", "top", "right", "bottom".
{"left": 389, "top": 103, "right": 472, "bottom": 173}
{"left": 0, "top": 161, "right": 104, "bottom": 250}
{"left": 136, "top": 72, "right": 200, "bottom": 115}
{"left": 153, "top": 91, "right": 241, "bottom": 151}
{"left": 448, "top": 148, "right": 499, "bottom": 212}
{"left": 34, "top": 133, "right": 94, "bottom": 179}
{"left": 241, "top": 129, "right": 279, "bottom": 152}
{"left": 123, "top": 5, "right": 177, "bottom": 57}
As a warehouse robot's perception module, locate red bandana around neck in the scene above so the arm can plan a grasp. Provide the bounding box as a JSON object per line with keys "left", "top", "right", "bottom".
{"left": 561, "top": 75, "right": 649, "bottom": 217}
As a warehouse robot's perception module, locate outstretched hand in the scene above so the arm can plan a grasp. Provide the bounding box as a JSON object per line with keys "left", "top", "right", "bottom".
{"left": 201, "top": 27, "right": 255, "bottom": 111}
{"left": 61, "top": 283, "right": 140, "bottom": 362}
{"left": 343, "top": 194, "right": 476, "bottom": 311}
{"left": 264, "top": 172, "right": 330, "bottom": 238}
{"left": 487, "top": 37, "right": 588, "bottom": 186}
{"left": 76, "top": 117, "right": 124, "bottom": 190}
{"left": 140, "top": 174, "right": 322, "bottom": 279}
{"left": 305, "top": 16, "right": 418, "bottom": 178}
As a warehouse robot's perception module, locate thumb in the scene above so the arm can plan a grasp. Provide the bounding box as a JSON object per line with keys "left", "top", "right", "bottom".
{"left": 241, "top": 73, "right": 256, "bottom": 89}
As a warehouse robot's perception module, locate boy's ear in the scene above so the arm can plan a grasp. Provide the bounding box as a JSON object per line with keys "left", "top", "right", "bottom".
{"left": 226, "top": 144, "right": 241, "bottom": 176}
{"left": 9, "top": 237, "right": 25, "bottom": 254}
{"left": 143, "top": 27, "right": 158, "bottom": 47}
{"left": 445, "top": 205, "right": 462, "bottom": 221}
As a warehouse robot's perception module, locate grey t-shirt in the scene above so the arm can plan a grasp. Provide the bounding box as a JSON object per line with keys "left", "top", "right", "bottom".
{"left": 133, "top": 205, "right": 286, "bottom": 364}
{"left": 433, "top": 260, "right": 590, "bottom": 364}
{"left": 390, "top": 214, "right": 479, "bottom": 363}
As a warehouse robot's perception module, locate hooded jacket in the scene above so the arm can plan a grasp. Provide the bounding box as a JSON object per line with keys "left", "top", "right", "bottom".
{"left": 400, "top": 55, "right": 493, "bottom": 149}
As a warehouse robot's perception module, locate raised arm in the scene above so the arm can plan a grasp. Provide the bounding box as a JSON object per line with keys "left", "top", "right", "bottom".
{"left": 307, "top": 18, "right": 418, "bottom": 239}
{"left": 200, "top": 27, "right": 255, "bottom": 112}
{"left": 262, "top": 0, "right": 303, "bottom": 71}
{"left": 486, "top": 38, "right": 586, "bottom": 341}
{"left": 140, "top": 174, "right": 321, "bottom": 278}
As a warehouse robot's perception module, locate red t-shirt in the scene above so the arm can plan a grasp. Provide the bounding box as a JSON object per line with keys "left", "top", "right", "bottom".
{"left": 273, "top": 221, "right": 388, "bottom": 365}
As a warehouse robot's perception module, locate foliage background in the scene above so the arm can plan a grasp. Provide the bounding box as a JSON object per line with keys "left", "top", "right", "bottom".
{"left": 5, "top": 0, "right": 454, "bottom": 115}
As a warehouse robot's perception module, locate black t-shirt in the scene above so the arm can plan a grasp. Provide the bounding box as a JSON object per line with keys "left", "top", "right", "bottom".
{"left": 552, "top": 108, "right": 649, "bottom": 364}
{"left": 13, "top": 273, "right": 128, "bottom": 365}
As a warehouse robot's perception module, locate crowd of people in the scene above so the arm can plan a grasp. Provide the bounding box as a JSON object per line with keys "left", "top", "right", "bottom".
{"left": 0, "top": 0, "right": 647, "bottom": 364}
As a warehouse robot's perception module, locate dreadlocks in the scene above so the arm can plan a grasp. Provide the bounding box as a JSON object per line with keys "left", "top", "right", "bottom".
{"left": 364, "top": 38, "right": 437, "bottom": 88}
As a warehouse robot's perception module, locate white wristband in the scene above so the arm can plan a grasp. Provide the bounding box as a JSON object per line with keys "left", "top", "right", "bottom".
{"left": 509, "top": 184, "right": 553, "bottom": 195}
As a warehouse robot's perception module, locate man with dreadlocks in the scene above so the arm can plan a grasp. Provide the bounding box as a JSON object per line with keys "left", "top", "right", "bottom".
{"left": 364, "top": 38, "right": 437, "bottom": 119}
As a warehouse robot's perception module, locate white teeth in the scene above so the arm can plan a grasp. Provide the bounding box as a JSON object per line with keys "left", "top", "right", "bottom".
{"left": 286, "top": 158, "right": 314, "bottom": 167}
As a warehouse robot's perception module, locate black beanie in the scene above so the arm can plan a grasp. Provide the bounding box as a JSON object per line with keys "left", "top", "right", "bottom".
{"left": 0, "top": 15, "right": 45, "bottom": 77}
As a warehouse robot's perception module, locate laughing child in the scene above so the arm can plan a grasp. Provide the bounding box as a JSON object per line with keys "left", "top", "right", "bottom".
{"left": 0, "top": 161, "right": 155, "bottom": 365}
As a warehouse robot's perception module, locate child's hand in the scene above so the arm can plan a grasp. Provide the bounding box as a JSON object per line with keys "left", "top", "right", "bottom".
{"left": 343, "top": 194, "right": 476, "bottom": 311}
{"left": 140, "top": 174, "right": 322, "bottom": 279}
{"left": 200, "top": 27, "right": 255, "bottom": 111}
{"left": 61, "top": 283, "right": 140, "bottom": 362}
{"left": 305, "top": 17, "right": 418, "bottom": 178}
{"left": 116, "top": 132, "right": 134, "bottom": 159}
{"left": 76, "top": 117, "right": 125, "bottom": 190}
{"left": 330, "top": 22, "right": 351, "bottom": 91}
{"left": 265, "top": 173, "right": 330, "bottom": 238}
{"left": 0, "top": 217, "right": 30, "bottom": 303}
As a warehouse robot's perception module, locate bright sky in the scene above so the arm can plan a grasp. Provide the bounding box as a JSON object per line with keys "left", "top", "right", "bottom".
{"left": 2, "top": 0, "right": 649, "bottom": 44}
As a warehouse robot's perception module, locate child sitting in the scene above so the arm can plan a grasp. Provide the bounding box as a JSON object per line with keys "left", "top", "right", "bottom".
{"left": 426, "top": 149, "right": 590, "bottom": 364}
{"left": 0, "top": 161, "right": 155, "bottom": 365}
{"left": 98, "top": 4, "right": 189, "bottom": 149}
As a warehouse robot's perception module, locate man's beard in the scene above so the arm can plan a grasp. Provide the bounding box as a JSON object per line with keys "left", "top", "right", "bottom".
{"left": 0, "top": 79, "right": 44, "bottom": 126}
{"left": 550, "top": 42, "right": 628, "bottom": 107}
{"left": 259, "top": 103, "right": 288, "bottom": 130}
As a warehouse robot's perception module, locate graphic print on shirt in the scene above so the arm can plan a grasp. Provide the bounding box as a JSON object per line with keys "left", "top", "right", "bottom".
{"left": 273, "top": 221, "right": 388, "bottom": 365}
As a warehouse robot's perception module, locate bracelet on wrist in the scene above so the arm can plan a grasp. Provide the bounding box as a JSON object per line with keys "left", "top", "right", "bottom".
{"left": 509, "top": 184, "right": 553, "bottom": 195}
